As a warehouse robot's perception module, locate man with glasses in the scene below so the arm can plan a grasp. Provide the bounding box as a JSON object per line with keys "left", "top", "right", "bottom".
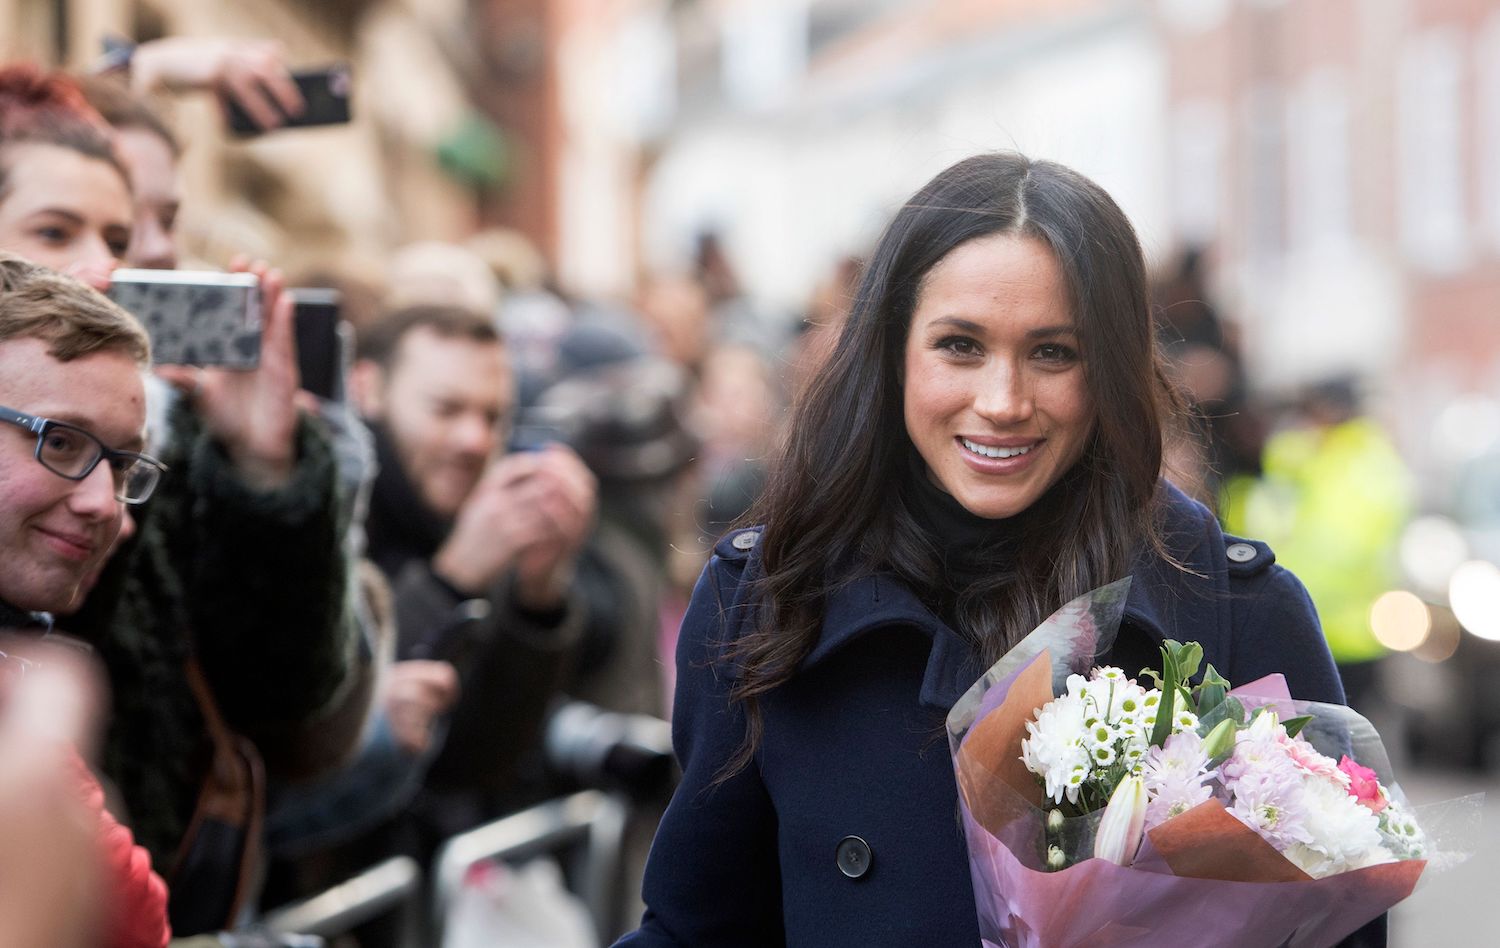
{"left": 0, "top": 252, "right": 160, "bottom": 626}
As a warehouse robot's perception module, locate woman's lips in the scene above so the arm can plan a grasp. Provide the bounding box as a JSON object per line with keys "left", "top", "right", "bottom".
{"left": 956, "top": 436, "right": 1043, "bottom": 474}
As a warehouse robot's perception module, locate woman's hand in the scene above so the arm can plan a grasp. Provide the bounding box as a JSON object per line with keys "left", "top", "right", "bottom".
{"left": 156, "top": 258, "right": 300, "bottom": 490}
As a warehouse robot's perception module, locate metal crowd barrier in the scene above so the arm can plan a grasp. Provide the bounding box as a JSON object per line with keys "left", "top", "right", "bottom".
{"left": 257, "top": 855, "right": 423, "bottom": 942}
{"left": 430, "top": 789, "right": 630, "bottom": 945}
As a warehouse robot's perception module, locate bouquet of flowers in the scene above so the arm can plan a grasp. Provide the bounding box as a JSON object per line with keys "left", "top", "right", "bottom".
{"left": 947, "top": 579, "right": 1479, "bottom": 948}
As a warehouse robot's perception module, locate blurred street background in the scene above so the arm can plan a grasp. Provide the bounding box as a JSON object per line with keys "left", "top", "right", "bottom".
{"left": 4, "top": 0, "right": 1496, "bottom": 941}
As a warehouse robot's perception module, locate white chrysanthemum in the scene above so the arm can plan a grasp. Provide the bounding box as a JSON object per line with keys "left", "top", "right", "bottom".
{"left": 1065, "top": 673, "right": 1091, "bottom": 699}
{"left": 1021, "top": 693, "right": 1093, "bottom": 804}
{"left": 1173, "top": 709, "right": 1200, "bottom": 733}
{"left": 1282, "top": 777, "right": 1392, "bottom": 878}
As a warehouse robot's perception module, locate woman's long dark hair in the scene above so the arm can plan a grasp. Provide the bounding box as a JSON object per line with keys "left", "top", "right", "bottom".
{"left": 724, "top": 153, "right": 1181, "bottom": 772}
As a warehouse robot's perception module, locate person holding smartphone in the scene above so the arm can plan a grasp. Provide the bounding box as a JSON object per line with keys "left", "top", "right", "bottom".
{"left": 348, "top": 304, "right": 596, "bottom": 825}
{"left": 0, "top": 64, "right": 359, "bottom": 932}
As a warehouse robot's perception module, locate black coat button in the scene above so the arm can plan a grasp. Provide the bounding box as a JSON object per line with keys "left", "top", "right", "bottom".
{"left": 836, "top": 835, "right": 872, "bottom": 879}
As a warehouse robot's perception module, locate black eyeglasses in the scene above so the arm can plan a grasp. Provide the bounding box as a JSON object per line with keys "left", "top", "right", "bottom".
{"left": 0, "top": 405, "right": 166, "bottom": 505}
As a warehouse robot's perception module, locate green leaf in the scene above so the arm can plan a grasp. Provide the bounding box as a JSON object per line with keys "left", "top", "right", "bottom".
{"left": 1196, "top": 664, "right": 1230, "bottom": 717}
{"left": 1150, "top": 643, "right": 1178, "bottom": 748}
{"left": 1221, "top": 696, "right": 1246, "bottom": 725}
{"left": 1175, "top": 642, "right": 1204, "bottom": 682}
{"left": 1282, "top": 714, "right": 1314, "bottom": 739}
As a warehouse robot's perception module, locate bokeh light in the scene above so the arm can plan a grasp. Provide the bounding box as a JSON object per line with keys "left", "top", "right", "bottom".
{"left": 1448, "top": 560, "right": 1500, "bottom": 642}
{"left": 1411, "top": 607, "right": 1464, "bottom": 664}
{"left": 1370, "top": 590, "right": 1432, "bottom": 652}
{"left": 1399, "top": 516, "right": 1470, "bottom": 596}
{"left": 1433, "top": 396, "right": 1500, "bottom": 465}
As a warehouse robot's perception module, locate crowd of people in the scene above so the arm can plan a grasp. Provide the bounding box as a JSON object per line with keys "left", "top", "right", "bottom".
{"left": 0, "top": 33, "right": 785, "bottom": 946}
{"left": 0, "top": 28, "right": 1398, "bottom": 948}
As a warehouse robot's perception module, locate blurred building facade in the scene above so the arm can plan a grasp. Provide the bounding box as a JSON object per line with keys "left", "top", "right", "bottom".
{"left": 1156, "top": 0, "right": 1500, "bottom": 506}
{"left": 0, "top": 0, "right": 577, "bottom": 284}
{"left": 579, "top": 0, "right": 1170, "bottom": 314}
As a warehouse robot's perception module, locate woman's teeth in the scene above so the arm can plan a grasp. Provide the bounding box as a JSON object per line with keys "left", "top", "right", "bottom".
{"left": 962, "top": 438, "right": 1033, "bottom": 459}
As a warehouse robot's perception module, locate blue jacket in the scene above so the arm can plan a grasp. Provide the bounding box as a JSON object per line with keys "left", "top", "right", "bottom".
{"left": 619, "top": 484, "right": 1355, "bottom": 947}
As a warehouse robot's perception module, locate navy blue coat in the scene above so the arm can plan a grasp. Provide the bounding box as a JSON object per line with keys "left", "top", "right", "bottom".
{"left": 618, "top": 484, "right": 1350, "bottom": 947}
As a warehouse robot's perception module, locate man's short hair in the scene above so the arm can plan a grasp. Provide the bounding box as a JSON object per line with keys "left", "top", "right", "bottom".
{"left": 0, "top": 252, "right": 150, "bottom": 365}
{"left": 356, "top": 303, "right": 501, "bottom": 370}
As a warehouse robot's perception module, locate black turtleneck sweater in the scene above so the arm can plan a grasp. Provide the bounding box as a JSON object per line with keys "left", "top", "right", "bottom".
{"left": 904, "top": 467, "right": 1022, "bottom": 594}
{"left": 900, "top": 457, "right": 1080, "bottom": 640}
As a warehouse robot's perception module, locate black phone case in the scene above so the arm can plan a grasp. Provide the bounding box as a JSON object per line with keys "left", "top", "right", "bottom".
{"left": 226, "top": 65, "right": 352, "bottom": 136}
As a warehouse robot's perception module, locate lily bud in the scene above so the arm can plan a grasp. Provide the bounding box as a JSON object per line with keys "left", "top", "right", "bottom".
{"left": 1202, "top": 718, "right": 1238, "bottom": 763}
{"left": 1047, "top": 808, "right": 1065, "bottom": 833}
{"left": 1047, "top": 845, "right": 1067, "bottom": 870}
{"left": 1093, "top": 775, "right": 1147, "bottom": 866}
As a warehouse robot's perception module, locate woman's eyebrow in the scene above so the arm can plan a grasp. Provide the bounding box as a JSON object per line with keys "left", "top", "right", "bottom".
{"left": 23, "top": 207, "right": 85, "bottom": 225}
{"left": 1025, "top": 324, "right": 1078, "bottom": 339}
{"left": 925, "top": 316, "right": 986, "bottom": 334}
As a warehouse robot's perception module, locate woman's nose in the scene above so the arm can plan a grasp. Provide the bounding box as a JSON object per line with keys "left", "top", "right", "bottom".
{"left": 972, "top": 362, "right": 1034, "bottom": 424}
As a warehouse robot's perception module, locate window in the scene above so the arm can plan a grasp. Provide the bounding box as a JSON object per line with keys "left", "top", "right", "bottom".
{"left": 1288, "top": 69, "right": 1352, "bottom": 252}
{"left": 1397, "top": 28, "right": 1468, "bottom": 272}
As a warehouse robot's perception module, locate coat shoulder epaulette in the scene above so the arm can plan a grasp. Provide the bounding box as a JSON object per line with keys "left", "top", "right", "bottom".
{"left": 1222, "top": 534, "right": 1276, "bottom": 578}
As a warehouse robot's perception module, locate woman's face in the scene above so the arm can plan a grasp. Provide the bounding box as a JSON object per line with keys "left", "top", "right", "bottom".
{"left": 0, "top": 143, "right": 132, "bottom": 290}
{"left": 902, "top": 233, "right": 1095, "bottom": 520}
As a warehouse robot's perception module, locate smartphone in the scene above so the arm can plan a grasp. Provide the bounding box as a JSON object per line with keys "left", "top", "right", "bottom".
{"left": 107, "top": 269, "right": 262, "bottom": 368}
{"left": 225, "top": 64, "right": 353, "bottom": 136}
{"left": 289, "top": 288, "right": 350, "bottom": 402}
{"left": 508, "top": 406, "right": 574, "bottom": 453}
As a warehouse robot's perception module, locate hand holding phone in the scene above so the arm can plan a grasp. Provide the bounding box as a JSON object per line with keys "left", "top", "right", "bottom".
{"left": 152, "top": 260, "right": 299, "bottom": 491}
{"left": 106, "top": 269, "right": 262, "bottom": 368}
{"left": 225, "top": 64, "right": 351, "bottom": 136}
{"left": 129, "top": 37, "right": 301, "bottom": 129}
{"left": 289, "top": 288, "right": 351, "bottom": 402}
{"left": 432, "top": 447, "right": 597, "bottom": 600}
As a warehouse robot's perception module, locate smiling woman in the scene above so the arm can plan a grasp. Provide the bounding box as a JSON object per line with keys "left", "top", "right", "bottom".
{"left": 617, "top": 154, "right": 1361, "bottom": 948}
{"left": 902, "top": 233, "right": 1095, "bottom": 521}
{"left": 0, "top": 65, "right": 133, "bottom": 287}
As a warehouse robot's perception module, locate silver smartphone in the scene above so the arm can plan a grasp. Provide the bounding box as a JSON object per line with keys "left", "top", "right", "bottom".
{"left": 107, "top": 269, "right": 262, "bottom": 368}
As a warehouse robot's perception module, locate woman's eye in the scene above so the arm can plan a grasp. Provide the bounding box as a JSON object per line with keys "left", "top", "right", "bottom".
{"left": 937, "top": 336, "right": 980, "bottom": 357}
{"left": 34, "top": 226, "right": 70, "bottom": 244}
{"left": 108, "top": 239, "right": 130, "bottom": 259}
{"left": 1034, "top": 343, "right": 1079, "bottom": 363}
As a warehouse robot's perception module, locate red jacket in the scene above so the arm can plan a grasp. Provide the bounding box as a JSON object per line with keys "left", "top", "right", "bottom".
{"left": 72, "top": 752, "right": 171, "bottom": 948}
